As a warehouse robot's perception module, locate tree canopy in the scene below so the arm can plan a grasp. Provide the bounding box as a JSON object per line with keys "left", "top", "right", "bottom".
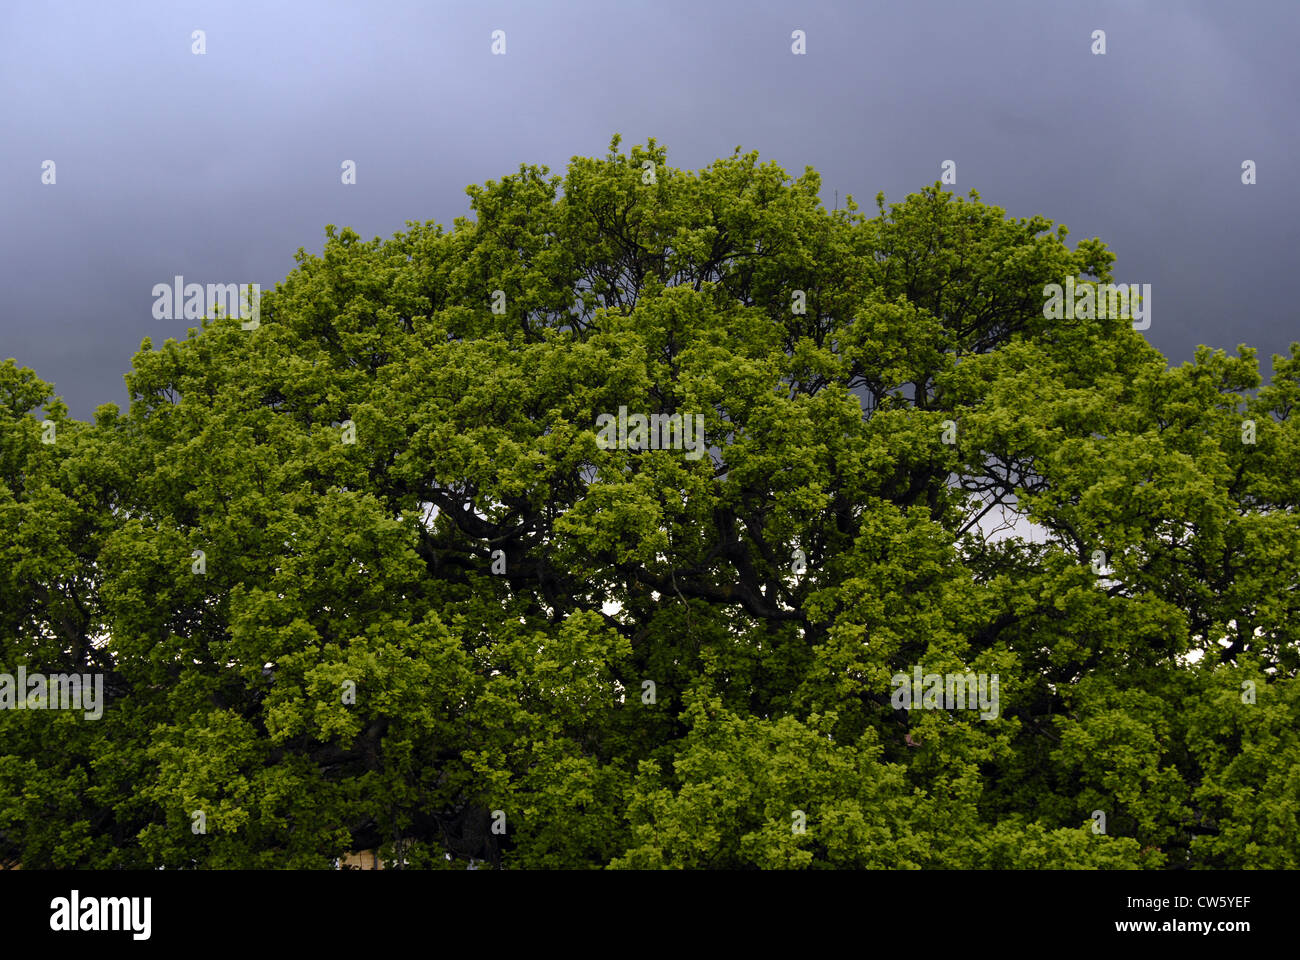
{"left": 3, "top": 136, "right": 1297, "bottom": 869}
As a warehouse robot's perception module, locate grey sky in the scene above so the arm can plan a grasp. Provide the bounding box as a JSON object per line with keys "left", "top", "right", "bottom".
{"left": 2, "top": 0, "right": 1296, "bottom": 418}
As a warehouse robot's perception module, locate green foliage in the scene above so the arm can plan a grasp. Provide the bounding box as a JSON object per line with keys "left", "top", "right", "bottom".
{"left": 2, "top": 137, "right": 1297, "bottom": 869}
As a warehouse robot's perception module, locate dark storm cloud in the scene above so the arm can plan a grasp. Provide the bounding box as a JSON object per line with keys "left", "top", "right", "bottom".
{"left": 1, "top": 0, "right": 1296, "bottom": 417}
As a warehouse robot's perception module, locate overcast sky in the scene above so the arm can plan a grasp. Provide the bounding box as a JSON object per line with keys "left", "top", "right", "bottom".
{"left": 2, "top": 0, "right": 1296, "bottom": 418}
